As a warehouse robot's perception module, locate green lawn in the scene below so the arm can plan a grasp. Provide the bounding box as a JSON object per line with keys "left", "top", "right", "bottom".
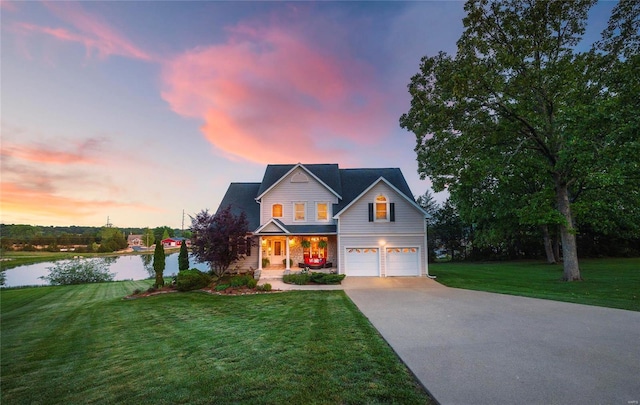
{"left": 0, "top": 281, "right": 431, "bottom": 404}
{"left": 431, "top": 257, "right": 639, "bottom": 311}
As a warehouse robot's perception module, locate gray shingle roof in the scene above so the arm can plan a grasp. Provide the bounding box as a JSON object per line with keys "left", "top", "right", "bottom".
{"left": 257, "top": 164, "right": 342, "bottom": 197}
{"left": 218, "top": 164, "right": 416, "bottom": 234}
{"left": 334, "top": 168, "right": 414, "bottom": 213}
{"left": 217, "top": 183, "right": 261, "bottom": 230}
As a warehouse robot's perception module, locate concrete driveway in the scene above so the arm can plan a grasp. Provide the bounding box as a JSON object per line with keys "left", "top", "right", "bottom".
{"left": 342, "top": 277, "right": 640, "bottom": 405}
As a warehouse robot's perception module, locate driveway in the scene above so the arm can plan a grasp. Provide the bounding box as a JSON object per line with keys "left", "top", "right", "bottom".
{"left": 342, "top": 277, "right": 640, "bottom": 405}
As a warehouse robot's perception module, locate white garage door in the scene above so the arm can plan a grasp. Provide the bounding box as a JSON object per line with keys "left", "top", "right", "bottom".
{"left": 386, "top": 247, "right": 420, "bottom": 276}
{"left": 345, "top": 248, "right": 379, "bottom": 276}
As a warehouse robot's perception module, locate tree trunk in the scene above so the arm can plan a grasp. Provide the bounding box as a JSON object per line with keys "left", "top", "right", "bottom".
{"left": 555, "top": 182, "right": 581, "bottom": 281}
{"left": 541, "top": 225, "right": 556, "bottom": 264}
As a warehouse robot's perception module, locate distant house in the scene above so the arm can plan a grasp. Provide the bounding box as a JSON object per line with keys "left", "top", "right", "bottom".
{"left": 162, "top": 237, "right": 190, "bottom": 248}
{"left": 127, "top": 234, "right": 143, "bottom": 247}
{"left": 217, "top": 163, "right": 429, "bottom": 277}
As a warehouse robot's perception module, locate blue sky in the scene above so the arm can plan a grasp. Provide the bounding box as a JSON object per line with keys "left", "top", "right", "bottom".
{"left": 0, "top": 1, "right": 615, "bottom": 228}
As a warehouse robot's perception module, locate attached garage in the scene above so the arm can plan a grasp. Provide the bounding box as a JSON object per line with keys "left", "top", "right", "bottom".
{"left": 386, "top": 247, "right": 420, "bottom": 276}
{"left": 344, "top": 247, "right": 379, "bottom": 276}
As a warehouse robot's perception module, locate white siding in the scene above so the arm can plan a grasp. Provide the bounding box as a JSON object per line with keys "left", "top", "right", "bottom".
{"left": 260, "top": 168, "right": 339, "bottom": 226}
{"left": 337, "top": 183, "right": 427, "bottom": 277}
{"left": 338, "top": 183, "right": 424, "bottom": 234}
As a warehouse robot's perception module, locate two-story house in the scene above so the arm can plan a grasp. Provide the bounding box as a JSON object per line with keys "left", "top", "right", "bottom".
{"left": 217, "top": 163, "right": 429, "bottom": 277}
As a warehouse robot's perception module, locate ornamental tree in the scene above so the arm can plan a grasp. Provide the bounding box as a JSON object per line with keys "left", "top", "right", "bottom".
{"left": 153, "top": 241, "right": 165, "bottom": 288}
{"left": 178, "top": 240, "right": 189, "bottom": 271}
{"left": 190, "top": 206, "right": 250, "bottom": 277}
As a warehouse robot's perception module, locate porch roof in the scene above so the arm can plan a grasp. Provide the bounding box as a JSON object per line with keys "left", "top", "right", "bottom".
{"left": 254, "top": 220, "right": 337, "bottom": 235}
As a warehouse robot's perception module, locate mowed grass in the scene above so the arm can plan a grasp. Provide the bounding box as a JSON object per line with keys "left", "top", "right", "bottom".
{"left": 431, "top": 257, "right": 639, "bottom": 311}
{"left": 0, "top": 281, "right": 431, "bottom": 405}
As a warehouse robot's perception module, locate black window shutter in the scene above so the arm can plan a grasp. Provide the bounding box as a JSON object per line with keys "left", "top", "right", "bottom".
{"left": 245, "top": 237, "right": 251, "bottom": 256}
{"left": 368, "top": 203, "right": 374, "bottom": 222}
{"left": 390, "top": 203, "right": 395, "bottom": 222}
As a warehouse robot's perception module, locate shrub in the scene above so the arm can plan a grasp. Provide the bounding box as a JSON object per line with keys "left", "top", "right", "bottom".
{"left": 229, "top": 275, "right": 252, "bottom": 287}
{"left": 40, "top": 259, "right": 115, "bottom": 285}
{"left": 310, "top": 272, "right": 346, "bottom": 285}
{"left": 262, "top": 258, "right": 270, "bottom": 268}
{"left": 133, "top": 289, "right": 142, "bottom": 295}
{"left": 283, "top": 272, "right": 346, "bottom": 285}
{"left": 247, "top": 278, "right": 257, "bottom": 289}
{"left": 257, "top": 283, "right": 272, "bottom": 292}
{"left": 283, "top": 273, "right": 311, "bottom": 285}
{"left": 147, "top": 286, "right": 157, "bottom": 293}
{"left": 176, "top": 269, "right": 212, "bottom": 291}
{"left": 215, "top": 283, "right": 230, "bottom": 291}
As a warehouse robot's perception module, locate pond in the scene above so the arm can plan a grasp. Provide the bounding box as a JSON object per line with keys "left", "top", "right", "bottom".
{"left": 1, "top": 253, "right": 210, "bottom": 288}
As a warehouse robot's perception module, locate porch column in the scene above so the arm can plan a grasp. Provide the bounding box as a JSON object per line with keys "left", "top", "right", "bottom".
{"left": 258, "top": 236, "right": 263, "bottom": 270}
{"left": 285, "top": 236, "right": 291, "bottom": 270}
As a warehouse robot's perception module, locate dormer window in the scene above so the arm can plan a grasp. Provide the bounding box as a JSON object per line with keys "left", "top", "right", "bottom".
{"left": 272, "top": 204, "right": 283, "bottom": 218}
{"left": 375, "top": 194, "right": 388, "bottom": 221}
{"left": 368, "top": 194, "right": 395, "bottom": 222}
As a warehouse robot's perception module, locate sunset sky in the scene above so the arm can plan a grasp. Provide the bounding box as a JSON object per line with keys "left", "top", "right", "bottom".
{"left": 0, "top": 1, "right": 614, "bottom": 229}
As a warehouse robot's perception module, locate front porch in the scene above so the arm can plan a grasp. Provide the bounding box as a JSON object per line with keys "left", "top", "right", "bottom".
{"left": 257, "top": 235, "right": 337, "bottom": 272}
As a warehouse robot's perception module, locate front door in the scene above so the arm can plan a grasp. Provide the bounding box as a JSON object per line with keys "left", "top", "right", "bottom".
{"left": 271, "top": 239, "right": 285, "bottom": 266}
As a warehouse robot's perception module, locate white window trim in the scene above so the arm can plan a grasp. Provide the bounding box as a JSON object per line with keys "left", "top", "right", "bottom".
{"left": 315, "top": 201, "right": 330, "bottom": 222}
{"left": 375, "top": 194, "right": 389, "bottom": 222}
{"left": 272, "top": 203, "right": 283, "bottom": 218}
{"left": 293, "top": 201, "right": 307, "bottom": 222}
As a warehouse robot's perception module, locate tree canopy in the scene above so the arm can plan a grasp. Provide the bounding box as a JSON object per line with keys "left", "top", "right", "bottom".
{"left": 190, "top": 206, "right": 250, "bottom": 277}
{"left": 400, "top": 0, "right": 640, "bottom": 281}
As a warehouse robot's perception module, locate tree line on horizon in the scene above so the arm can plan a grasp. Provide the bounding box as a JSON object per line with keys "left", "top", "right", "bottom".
{"left": 0, "top": 224, "right": 191, "bottom": 253}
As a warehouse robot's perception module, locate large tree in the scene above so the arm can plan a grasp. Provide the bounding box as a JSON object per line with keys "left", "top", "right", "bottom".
{"left": 190, "top": 206, "right": 250, "bottom": 277}
{"left": 400, "top": 0, "right": 639, "bottom": 281}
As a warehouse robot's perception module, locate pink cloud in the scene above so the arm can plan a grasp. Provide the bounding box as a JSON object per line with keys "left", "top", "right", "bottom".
{"left": 11, "top": 2, "right": 152, "bottom": 62}
{"left": 1, "top": 138, "right": 104, "bottom": 165}
{"left": 161, "top": 19, "right": 393, "bottom": 164}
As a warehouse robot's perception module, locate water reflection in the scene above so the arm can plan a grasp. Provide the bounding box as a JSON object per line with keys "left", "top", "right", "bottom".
{"left": 2, "top": 253, "right": 209, "bottom": 288}
{"left": 140, "top": 254, "right": 154, "bottom": 278}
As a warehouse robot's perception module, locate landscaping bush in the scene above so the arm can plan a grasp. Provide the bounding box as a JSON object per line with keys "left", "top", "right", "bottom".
{"left": 229, "top": 275, "right": 252, "bottom": 287}
{"left": 215, "top": 284, "right": 230, "bottom": 291}
{"left": 283, "top": 273, "right": 311, "bottom": 285}
{"left": 176, "top": 269, "right": 212, "bottom": 291}
{"left": 310, "top": 272, "right": 346, "bottom": 285}
{"left": 247, "top": 278, "right": 257, "bottom": 289}
{"left": 40, "top": 259, "right": 115, "bottom": 285}
{"left": 257, "top": 283, "right": 272, "bottom": 291}
{"left": 283, "top": 272, "right": 346, "bottom": 285}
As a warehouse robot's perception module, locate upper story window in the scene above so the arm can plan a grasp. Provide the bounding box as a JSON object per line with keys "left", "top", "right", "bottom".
{"left": 375, "top": 194, "right": 388, "bottom": 221}
{"left": 294, "top": 202, "right": 306, "bottom": 221}
{"left": 316, "top": 202, "right": 329, "bottom": 221}
{"left": 272, "top": 204, "right": 283, "bottom": 218}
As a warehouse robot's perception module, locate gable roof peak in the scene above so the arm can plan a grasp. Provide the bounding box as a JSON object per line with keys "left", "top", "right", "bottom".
{"left": 256, "top": 163, "right": 342, "bottom": 200}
